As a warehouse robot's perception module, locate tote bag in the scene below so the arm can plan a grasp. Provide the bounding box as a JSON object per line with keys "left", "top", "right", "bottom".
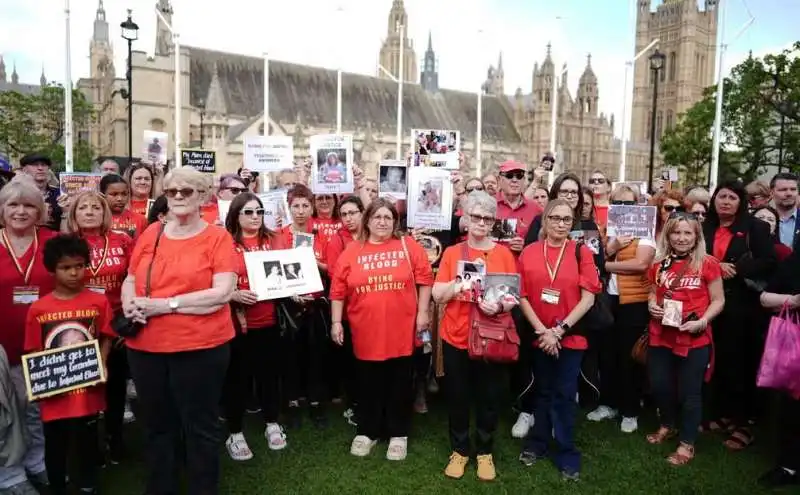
{"left": 756, "top": 304, "right": 800, "bottom": 393}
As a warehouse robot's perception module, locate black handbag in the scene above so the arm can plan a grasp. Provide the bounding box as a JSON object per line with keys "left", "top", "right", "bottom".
{"left": 574, "top": 242, "right": 614, "bottom": 332}
{"left": 112, "top": 223, "right": 166, "bottom": 337}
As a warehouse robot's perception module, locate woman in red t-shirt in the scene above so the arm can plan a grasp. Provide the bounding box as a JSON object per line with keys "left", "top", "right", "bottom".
{"left": 517, "top": 199, "right": 601, "bottom": 481}
{"left": 124, "top": 163, "right": 157, "bottom": 217}
{"left": 101, "top": 173, "right": 147, "bottom": 241}
{"left": 222, "top": 192, "right": 288, "bottom": 459}
{"left": 588, "top": 170, "right": 610, "bottom": 228}
{"left": 646, "top": 211, "right": 724, "bottom": 465}
{"left": 330, "top": 198, "right": 433, "bottom": 461}
{"left": 0, "top": 176, "right": 54, "bottom": 491}
{"left": 313, "top": 193, "right": 342, "bottom": 246}
{"left": 64, "top": 190, "right": 133, "bottom": 461}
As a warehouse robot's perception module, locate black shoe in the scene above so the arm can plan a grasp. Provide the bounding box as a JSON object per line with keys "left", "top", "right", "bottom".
{"left": 518, "top": 451, "right": 540, "bottom": 467}
{"left": 759, "top": 467, "right": 800, "bottom": 488}
{"left": 310, "top": 404, "right": 328, "bottom": 429}
{"left": 561, "top": 469, "right": 580, "bottom": 482}
{"left": 286, "top": 405, "right": 302, "bottom": 429}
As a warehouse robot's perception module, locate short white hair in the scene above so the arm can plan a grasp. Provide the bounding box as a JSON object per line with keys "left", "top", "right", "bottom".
{"left": 463, "top": 190, "right": 497, "bottom": 217}
{"left": 163, "top": 167, "right": 208, "bottom": 192}
{"left": 0, "top": 175, "right": 47, "bottom": 225}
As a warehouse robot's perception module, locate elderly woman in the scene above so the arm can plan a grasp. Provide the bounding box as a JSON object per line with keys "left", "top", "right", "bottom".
{"left": 517, "top": 199, "right": 601, "bottom": 481}
{"left": 330, "top": 198, "right": 433, "bottom": 461}
{"left": 124, "top": 163, "right": 158, "bottom": 217}
{"left": 432, "top": 191, "right": 517, "bottom": 481}
{"left": 0, "top": 176, "right": 53, "bottom": 493}
{"left": 64, "top": 190, "right": 135, "bottom": 463}
{"left": 121, "top": 167, "right": 237, "bottom": 495}
{"left": 745, "top": 180, "right": 771, "bottom": 210}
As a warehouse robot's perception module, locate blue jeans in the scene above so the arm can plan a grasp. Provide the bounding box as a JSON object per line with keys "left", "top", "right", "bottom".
{"left": 0, "top": 366, "right": 46, "bottom": 489}
{"left": 648, "top": 345, "right": 710, "bottom": 446}
{"left": 523, "top": 348, "right": 584, "bottom": 473}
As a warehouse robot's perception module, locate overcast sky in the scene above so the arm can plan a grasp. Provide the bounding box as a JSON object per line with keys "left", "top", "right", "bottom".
{"left": 1, "top": 0, "right": 795, "bottom": 138}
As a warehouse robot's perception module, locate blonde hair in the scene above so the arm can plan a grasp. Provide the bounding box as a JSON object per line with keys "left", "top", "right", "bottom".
{"left": 64, "top": 190, "right": 112, "bottom": 235}
{"left": 611, "top": 183, "right": 640, "bottom": 202}
{"left": 685, "top": 187, "right": 710, "bottom": 207}
{"left": 745, "top": 180, "right": 769, "bottom": 199}
{"left": 538, "top": 198, "right": 574, "bottom": 241}
{"left": 0, "top": 175, "right": 47, "bottom": 226}
{"left": 655, "top": 215, "right": 707, "bottom": 273}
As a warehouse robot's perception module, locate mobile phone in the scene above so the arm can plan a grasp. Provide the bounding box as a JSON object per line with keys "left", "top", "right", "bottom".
{"left": 685, "top": 312, "right": 699, "bottom": 322}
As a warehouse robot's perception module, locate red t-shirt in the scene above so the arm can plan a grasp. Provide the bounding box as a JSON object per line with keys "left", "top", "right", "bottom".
{"left": 325, "top": 229, "right": 355, "bottom": 274}
{"left": 647, "top": 256, "right": 722, "bottom": 356}
{"left": 129, "top": 198, "right": 149, "bottom": 217}
{"left": 126, "top": 223, "right": 237, "bottom": 353}
{"left": 713, "top": 227, "right": 734, "bottom": 261}
{"left": 330, "top": 237, "right": 434, "bottom": 361}
{"left": 518, "top": 240, "right": 601, "bottom": 350}
{"left": 83, "top": 232, "right": 133, "bottom": 312}
{"left": 111, "top": 209, "right": 147, "bottom": 242}
{"left": 312, "top": 217, "right": 343, "bottom": 246}
{"left": 201, "top": 202, "right": 220, "bottom": 225}
{"left": 23, "top": 290, "right": 113, "bottom": 422}
{"left": 594, "top": 205, "right": 609, "bottom": 228}
{"left": 495, "top": 193, "right": 543, "bottom": 241}
{"left": 235, "top": 235, "right": 283, "bottom": 328}
{"left": 0, "top": 228, "right": 57, "bottom": 365}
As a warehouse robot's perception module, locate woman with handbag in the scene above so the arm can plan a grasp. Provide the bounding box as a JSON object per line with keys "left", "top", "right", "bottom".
{"left": 120, "top": 167, "right": 237, "bottom": 495}
{"left": 432, "top": 190, "right": 517, "bottom": 481}
{"left": 63, "top": 190, "right": 134, "bottom": 463}
{"left": 645, "top": 211, "right": 724, "bottom": 465}
{"left": 330, "top": 198, "right": 433, "bottom": 461}
{"left": 702, "top": 180, "right": 776, "bottom": 450}
{"left": 222, "top": 192, "right": 289, "bottom": 460}
{"left": 587, "top": 184, "right": 656, "bottom": 434}
{"left": 517, "top": 199, "right": 601, "bottom": 482}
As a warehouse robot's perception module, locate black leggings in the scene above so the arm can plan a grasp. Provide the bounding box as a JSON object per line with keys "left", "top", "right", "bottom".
{"left": 287, "top": 302, "right": 330, "bottom": 405}
{"left": 44, "top": 415, "right": 100, "bottom": 495}
{"left": 105, "top": 342, "right": 129, "bottom": 448}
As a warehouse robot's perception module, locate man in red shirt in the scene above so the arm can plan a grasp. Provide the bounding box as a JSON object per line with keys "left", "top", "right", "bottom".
{"left": 495, "top": 161, "right": 543, "bottom": 255}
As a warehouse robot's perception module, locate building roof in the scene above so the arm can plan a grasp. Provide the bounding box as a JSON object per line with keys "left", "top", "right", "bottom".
{"left": 0, "top": 81, "right": 43, "bottom": 96}
{"left": 187, "top": 46, "right": 521, "bottom": 143}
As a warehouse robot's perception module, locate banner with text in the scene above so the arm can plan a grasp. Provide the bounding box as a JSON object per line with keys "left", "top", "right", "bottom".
{"left": 244, "top": 136, "right": 294, "bottom": 172}
{"left": 607, "top": 205, "right": 657, "bottom": 240}
{"left": 59, "top": 173, "right": 103, "bottom": 196}
{"left": 181, "top": 149, "right": 216, "bottom": 173}
{"left": 22, "top": 340, "right": 106, "bottom": 401}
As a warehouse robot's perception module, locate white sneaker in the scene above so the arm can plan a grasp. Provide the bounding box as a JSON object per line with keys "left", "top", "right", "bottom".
{"left": 511, "top": 412, "right": 534, "bottom": 439}
{"left": 123, "top": 402, "right": 135, "bottom": 424}
{"left": 265, "top": 423, "right": 287, "bottom": 450}
{"left": 586, "top": 405, "right": 618, "bottom": 422}
{"left": 386, "top": 436, "right": 408, "bottom": 461}
{"left": 225, "top": 433, "right": 253, "bottom": 461}
{"left": 620, "top": 416, "right": 639, "bottom": 433}
{"left": 350, "top": 435, "right": 377, "bottom": 457}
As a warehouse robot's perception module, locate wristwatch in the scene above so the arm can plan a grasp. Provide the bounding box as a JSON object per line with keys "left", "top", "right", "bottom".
{"left": 168, "top": 298, "right": 180, "bottom": 312}
{"left": 557, "top": 320, "right": 571, "bottom": 335}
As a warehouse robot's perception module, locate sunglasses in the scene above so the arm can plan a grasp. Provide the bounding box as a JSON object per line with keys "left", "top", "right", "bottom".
{"left": 502, "top": 171, "right": 525, "bottom": 180}
{"left": 588, "top": 178, "right": 607, "bottom": 185}
{"left": 469, "top": 214, "right": 495, "bottom": 225}
{"left": 466, "top": 186, "right": 485, "bottom": 193}
{"left": 662, "top": 205, "right": 684, "bottom": 213}
{"left": 223, "top": 187, "right": 248, "bottom": 195}
{"left": 668, "top": 211, "right": 698, "bottom": 220}
{"left": 240, "top": 208, "right": 265, "bottom": 217}
{"left": 164, "top": 188, "right": 200, "bottom": 198}
{"left": 612, "top": 200, "right": 636, "bottom": 206}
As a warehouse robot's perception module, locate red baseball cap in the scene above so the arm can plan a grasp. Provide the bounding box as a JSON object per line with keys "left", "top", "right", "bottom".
{"left": 499, "top": 160, "right": 526, "bottom": 173}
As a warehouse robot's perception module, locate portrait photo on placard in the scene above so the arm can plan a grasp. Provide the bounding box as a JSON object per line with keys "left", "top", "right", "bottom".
{"left": 411, "top": 129, "right": 460, "bottom": 169}
{"left": 482, "top": 273, "right": 521, "bottom": 305}
{"left": 379, "top": 163, "right": 407, "bottom": 198}
{"left": 316, "top": 149, "right": 348, "bottom": 184}
{"left": 455, "top": 260, "right": 486, "bottom": 303}
{"left": 490, "top": 218, "right": 518, "bottom": 241}
{"left": 293, "top": 232, "right": 314, "bottom": 249}
{"left": 142, "top": 130, "right": 168, "bottom": 165}
{"left": 46, "top": 322, "right": 92, "bottom": 349}
{"left": 262, "top": 261, "right": 285, "bottom": 288}
{"left": 415, "top": 179, "right": 444, "bottom": 214}
{"left": 282, "top": 262, "right": 303, "bottom": 280}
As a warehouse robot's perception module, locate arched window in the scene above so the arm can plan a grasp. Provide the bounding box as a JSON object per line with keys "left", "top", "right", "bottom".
{"left": 148, "top": 118, "right": 166, "bottom": 132}
{"left": 666, "top": 110, "right": 674, "bottom": 131}
{"left": 656, "top": 111, "right": 663, "bottom": 138}
{"left": 669, "top": 51, "right": 677, "bottom": 82}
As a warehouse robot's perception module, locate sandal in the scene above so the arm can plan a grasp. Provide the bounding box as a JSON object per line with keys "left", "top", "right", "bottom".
{"left": 667, "top": 442, "right": 695, "bottom": 466}
{"left": 724, "top": 427, "right": 754, "bottom": 451}
{"left": 646, "top": 426, "right": 677, "bottom": 445}
{"left": 698, "top": 418, "right": 733, "bottom": 433}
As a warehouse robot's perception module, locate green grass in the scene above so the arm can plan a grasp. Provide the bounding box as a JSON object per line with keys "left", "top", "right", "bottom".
{"left": 99, "top": 398, "right": 791, "bottom": 495}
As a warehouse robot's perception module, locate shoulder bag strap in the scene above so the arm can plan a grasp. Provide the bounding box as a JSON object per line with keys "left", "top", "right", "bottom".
{"left": 144, "top": 222, "right": 167, "bottom": 297}
{"left": 401, "top": 235, "right": 417, "bottom": 303}
{"left": 460, "top": 240, "right": 469, "bottom": 260}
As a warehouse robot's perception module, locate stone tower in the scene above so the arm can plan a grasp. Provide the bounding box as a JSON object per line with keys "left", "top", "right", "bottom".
{"left": 483, "top": 53, "right": 505, "bottom": 96}
{"left": 378, "top": 0, "right": 417, "bottom": 83}
{"left": 631, "top": 0, "right": 719, "bottom": 143}
{"left": 420, "top": 31, "right": 439, "bottom": 92}
{"left": 89, "top": 0, "right": 113, "bottom": 80}
{"left": 155, "top": 0, "right": 174, "bottom": 56}
{"left": 577, "top": 54, "right": 598, "bottom": 116}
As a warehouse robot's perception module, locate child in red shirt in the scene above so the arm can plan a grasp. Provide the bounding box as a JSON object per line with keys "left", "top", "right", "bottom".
{"left": 24, "top": 235, "right": 113, "bottom": 495}
{"left": 101, "top": 173, "right": 147, "bottom": 242}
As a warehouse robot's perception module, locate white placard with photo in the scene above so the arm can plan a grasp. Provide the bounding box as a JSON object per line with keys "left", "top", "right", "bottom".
{"left": 217, "top": 199, "right": 232, "bottom": 224}
{"left": 310, "top": 134, "right": 354, "bottom": 194}
{"left": 244, "top": 248, "right": 323, "bottom": 301}
{"left": 258, "top": 191, "right": 292, "bottom": 230}
{"left": 406, "top": 167, "right": 453, "bottom": 231}
{"left": 244, "top": 136, "right": 294, "bottom": 172}
{"left": 378, "top": 160, "right": 408, "bottom": 200}
{"left": 607, "top": 205, "right": 657, "bottom": 240}
{"left": 142, "top": 130, "right": 168, "bottom": 165}
{"left": 410, "top": 129, "right": 460, "bottom": 169}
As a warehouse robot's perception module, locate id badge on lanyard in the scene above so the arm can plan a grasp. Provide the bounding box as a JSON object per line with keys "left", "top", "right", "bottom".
{"left": 3, "top": 229, "right": 39, "bottom": 304}
{"left": 540, "top": 242, "right": 567, "bottom": 305}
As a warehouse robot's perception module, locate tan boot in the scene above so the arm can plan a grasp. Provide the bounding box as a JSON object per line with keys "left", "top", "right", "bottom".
{"left": 444, "top": 452, "right": 469, "bottom": 479}
{"left": 476, "top": 454, "right": 496, "bottom": 481}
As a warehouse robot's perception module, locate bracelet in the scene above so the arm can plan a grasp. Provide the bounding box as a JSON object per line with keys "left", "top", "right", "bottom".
{"left": 332, "top": 321, "right": 342, "bottom": 325}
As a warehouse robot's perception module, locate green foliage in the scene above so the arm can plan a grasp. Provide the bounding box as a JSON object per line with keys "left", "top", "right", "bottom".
{"left": 660, "top": 42, "right": 800, "bottom": 184}
{"left": 0, "top": 84, "right": 95, "bottom": 171}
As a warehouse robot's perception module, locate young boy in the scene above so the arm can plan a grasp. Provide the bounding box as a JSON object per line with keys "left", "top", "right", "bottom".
{"left": 24, "top": 234, "right": 113, "bottom": 495}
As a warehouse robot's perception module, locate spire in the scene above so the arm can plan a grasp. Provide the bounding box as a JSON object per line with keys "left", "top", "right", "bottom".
{"left": 92, "top": 0, "right": 109, "bottom": 43}
{"left": 421, "top": 30, "right": 438, "bottom": 92}
{"left": 40, "top": 66, "right": 46, "bottom": 86}
{"left": 427, "top": 31, "right": 433, "bottom": 52}
{"left": 205, "top": 63, "right": 227, "bottom": 116}
{"left": 0, "top": 55, "right": 5, "bottom": 83}
{"left": 498, "top": 52, "right": 504, "bottom": 72}
{"left": 11, "top": 63, "right": 18, "bottom": 85}
{"left": 155, "top": 0, "right": 174, "bottom": 56}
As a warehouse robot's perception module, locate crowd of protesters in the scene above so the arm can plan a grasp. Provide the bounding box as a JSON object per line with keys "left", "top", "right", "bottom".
{"left": 0, "top": 150, "right": 799, "bottom": 494}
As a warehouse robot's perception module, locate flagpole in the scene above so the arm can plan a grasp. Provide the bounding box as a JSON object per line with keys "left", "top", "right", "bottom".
{"left": 264, "top": 52, "right": 269, "bottom": 136}
{"left": 336, "top": 6, "right": 344, "bottom": 134}
{"left": 64, "top": 0, "right": 74, "bottom": 172}
{"left": 395, "top": 23, "right": 404, "bottom": 160}
{"left": 174, "top": 32, "right": 180, "bottom": 168}
{"left": 476, "top": 29, "right": 484, "bottom": 177}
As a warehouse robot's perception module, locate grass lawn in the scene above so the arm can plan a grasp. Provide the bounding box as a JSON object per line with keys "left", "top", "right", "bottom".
{"left": 98, "top": 397, "right": 790, "bottom": 495}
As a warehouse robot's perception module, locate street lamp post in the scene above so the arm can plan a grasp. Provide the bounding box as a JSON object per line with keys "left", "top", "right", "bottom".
{"left": 120, "top": 10, "right": 139, "bottom": 166}
{"left": 647, "top": 49, "right": 665, "bottom": 193}
{"left": 198, "top": 99, "right": 206, "bottom": 148}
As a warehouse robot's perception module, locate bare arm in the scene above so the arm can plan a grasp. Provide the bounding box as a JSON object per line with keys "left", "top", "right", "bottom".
{"left": 605, "top": 244, "right": 655, "bottom": 275}
{"left": 417, "top": 285, "right": 432, "bottom": 316}
{"left": 331, "top": 300, "right": 344, "bottom": 323}
{"left": 761, "top": 291, "right": 794, "bottom": 309}
{"left": 432, "top": 281, "right": 458, "bottom": 305}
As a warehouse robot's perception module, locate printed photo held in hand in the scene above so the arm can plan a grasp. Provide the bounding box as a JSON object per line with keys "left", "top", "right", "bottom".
{"left": 607, "top": 204, "right": 657, "bottom": 240}
{"left": 569, "top": 229, "right": 601, "bottom": 255}
{"left": 142, "top": 130, "right": 168, "bottom": 165}
{"left": 244, "top": 248, "right": 323, "bottom": 301}
{"left": 59, "top": 173, "right": 103, "bottom": 196}
{"left": 410, "top": 129, "right": 460, "bottom": 169}
{"left": 490, "top": 218, "right": 518, "bottom": 242}
{"left": 406, "top": 167, "right": 453, "bottom": 231}
{"left": 482, "top": 273, "right": 520, "bottom": 306}
{"left": 378, "top": 160, "right": 408, "bottom": 199}
{"left": 293, "top": 232, "right": 314, "bottom": 249}
{"left": 454, "top": 260, "right": 486, "bottom": 303}
{"left": 258, "top": 190, "right": 292, "bottom": 230}
{"left": 310, "top": 134, "right": 354, "bottom": 194}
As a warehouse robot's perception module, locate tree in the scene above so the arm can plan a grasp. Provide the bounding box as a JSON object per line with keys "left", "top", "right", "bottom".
{"left": 660, "top": 42, "right": 800, "bottom": 184}
{"left": 0, "top": 84, "right": 96, "bottom": 172}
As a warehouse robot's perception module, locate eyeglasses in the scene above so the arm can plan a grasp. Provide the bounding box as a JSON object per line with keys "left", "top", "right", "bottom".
{"left": 611, "top": 200, "right": 636, "bottom": 206}
{"left": 502, "top": 171, "right": 525, "bottom": 181}
{"left": 240, "top": 208, "right": 265, "bottom": 217}
{"left": 466, "top": 186, "right": 485, "bottom": 193}
{"left": 588, "top": 178, "right": 607, "bottom": 185}
{"left": 469, "top": 214, "right": 495, "bottom": 225}
{"left": 547, "top": 215, "right": 574, "bottom": 225}
{"left": 668, "top": 211, "right": 698, "bottom": 221}
{"left": 223, "top": 187, "right": 247, "bottom": 195}
{"left": 662, "top": 205, "right": 684, "bottom": 213}
{"left": 340, "top": 210, "right": 361, "bottom": 218}
{"left": 164, "top": 188, "right": 201, "bottom": 198}
{"left": 558, "top": 189, "right": 580, "bottom": 198}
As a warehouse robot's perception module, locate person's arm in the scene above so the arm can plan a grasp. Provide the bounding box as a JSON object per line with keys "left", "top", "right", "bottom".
{"left": 142, "top": 272, "right": 236, "bottom": 316}
{"left": 605, "top": 243, "right": 656, "bottom": 275}
{"left": 417, "top": 285, "right": 432, "bottom": 316}
{"left": 558, "top": 289, "right": 596, "bottom": 333}
{"left": 761, "top": 291, "right": 799, "bottom": 309}
{"left": 331, "top": 299, "right": 344, "bottom": 323}
{"left": 432, "top": 281, "right": 458, "bottom": 304}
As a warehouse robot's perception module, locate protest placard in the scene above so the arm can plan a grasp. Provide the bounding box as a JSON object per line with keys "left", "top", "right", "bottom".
{"left": 217, "top": 199, "right": 232, "bottom": 224}
{"left": 406, "top": 167, "right": 453, "bottom": 230}
{"left": 310, "top": 134, "right": 354, "bottom": 194}
{"left": 244, "top": 248, "right": 323, "bottom": 301}
{"left": 244, "top": 136, "right": 294, "bottom": 172}
{"left": 410, "top": 129, "right": 460, "bottom": 169}
{"left": 378, "top": 160, "right": 408, "bottom": 200}
{"left": 607, "top": 205, "right": 657, "bottom": 240}
{"left": 142, "top": 130, "right": 168, "bottom": 164}
{"left": 181, "top": 149, "right": 216, "bottom": 173}
{"left": 59, "top": 173, "right": 103, "bottom": 196}
{"left": 258, "top": 191, "right": 292, "bottom": 230}
{"left": 21, "top": 340, "right": 106, "bottom": 401}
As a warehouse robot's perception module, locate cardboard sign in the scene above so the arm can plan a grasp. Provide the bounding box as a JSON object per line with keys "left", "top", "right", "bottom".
{"left": 21, "top": 340, "right": 106, "bottom": 401}
{"left": 181, "top": 149, "right": 216, "bottom": 173}
{"left": 244, "top": 136, "right": 294, "bottom": 172}
{"left": 59, "top": 173, "right": 102, "bottom": 196}
{"left": 244, "top": 248, "right": 324, "bottom": 301}
{"left": 142, "top": 130, "right": 168, "bottom": 165}
{"left": 607, "top": 205, "right": 658, "bottom": 240}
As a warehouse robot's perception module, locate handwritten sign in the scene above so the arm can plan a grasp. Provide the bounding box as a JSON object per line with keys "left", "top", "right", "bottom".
{"left": 59, "top": 173, "right": 102, "bottom": 196}
{"left": 607, "top": 205, "right": 657, "bottom": 240}
{"left": 244, "top": 136, "right": 293, "bottom": 172}
{"left": 21, "top": 340, "right": 106, "bottom": 401}
{"left": 181, "top": 149, "right": 216, "bottom": 173}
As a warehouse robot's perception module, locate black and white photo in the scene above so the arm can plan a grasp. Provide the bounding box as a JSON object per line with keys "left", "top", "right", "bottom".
{"left": 283, "top": 262, "right": 303, "bottom": 280}
{"left": 262, "top": 261, "right": 284, "bottom": 288}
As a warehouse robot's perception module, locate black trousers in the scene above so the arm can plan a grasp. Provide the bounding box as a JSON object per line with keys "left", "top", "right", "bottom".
{"left": 327, "top": 320, "right": 357, "bottom": 406}
{"left": 443, "top": 342, "right": 503, "bottom": 455}
{"left": 223, "top": 327, "right": 284, "bottom": 433}
{"left": 511, "top": 307, "right": 536, "bottom": 413}
{"left": 777, "top": 393, "right": 800, "bottom": 471}
{"left": 413, "top": 346, "right": 431, "bottom": 388}
{"left": 43, "top": 415, "right": 100, "bottom": 495}
{"left": 105, "top": 343, "right": 129, "bottom": 448}
{"left": 356, "top": 356, "right": 413, "bottom": 439}
{"left": 597, "top": 298, "right": 649, "bottom": 417}
{"left": 128, "top": 344, "right": 230, "bottom": 495}
{"left": 287, "top": 304, "right": 329, "bottom": 404}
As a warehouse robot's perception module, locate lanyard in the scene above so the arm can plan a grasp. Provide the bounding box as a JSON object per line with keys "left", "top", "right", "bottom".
{"left": 1, "top": 228, "right": 39, "bottom": 285}
{"left": 89, "top": 235, "right": 110, "bottom": 278}
{"left": 544, "top": 240, "right": 567, "bottom": 285}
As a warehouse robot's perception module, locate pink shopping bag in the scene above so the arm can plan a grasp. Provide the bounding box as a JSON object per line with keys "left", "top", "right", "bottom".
{"left": 757, "top": 304, "right": 800, "bottom": 393}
